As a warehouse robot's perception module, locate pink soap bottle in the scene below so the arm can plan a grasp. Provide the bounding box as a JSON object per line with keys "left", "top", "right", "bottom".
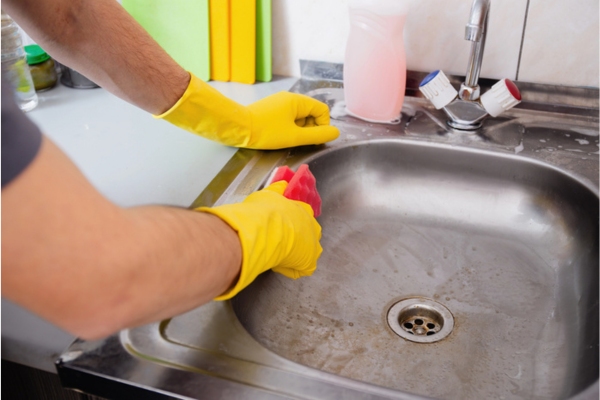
{"left": 344, "top": 0, "right": 410, "bottom": 124}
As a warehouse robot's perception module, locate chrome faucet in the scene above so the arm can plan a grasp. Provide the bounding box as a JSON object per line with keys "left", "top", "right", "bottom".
{"left": 461, "top": 0, "right": 490, "bottom": 101}
{"left": 419, "top": 0, "right": 521, "bottom": 130}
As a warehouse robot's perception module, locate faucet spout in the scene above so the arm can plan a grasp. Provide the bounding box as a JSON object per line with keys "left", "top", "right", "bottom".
{"left": 461, "top": 0, "right": 490, "bottom": 100}
{"left": 465, "top": 0, "right": 490, "bottom": 41}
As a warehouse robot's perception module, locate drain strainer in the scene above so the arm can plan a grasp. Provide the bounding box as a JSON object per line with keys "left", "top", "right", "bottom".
{"left": 387, "top": 298, "right": 454, "bottom": 343}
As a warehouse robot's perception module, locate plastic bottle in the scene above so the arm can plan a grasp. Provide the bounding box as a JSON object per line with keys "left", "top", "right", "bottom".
{"left": 1, "top": 10, "right": 38, "bottom": 112}
{"left": 344, "top": 0, "right": 410, "bottom": 123}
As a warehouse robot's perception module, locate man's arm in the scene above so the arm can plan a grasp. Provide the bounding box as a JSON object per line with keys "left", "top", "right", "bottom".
{"left": 3, "top": 0, "right": 340, "bottom": 149}
{"left": 3, "top": 0, "right": 189, "bottom": 115}
{"left": 1, "top": 136, "right": 242, "bottom": 340}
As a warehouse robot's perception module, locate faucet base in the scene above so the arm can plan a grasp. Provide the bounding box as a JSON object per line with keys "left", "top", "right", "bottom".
{"left": 442, "top": 99, "right": 488, "bottom": 130}
{"left": 447, "top": 119, "right": 482, "bottom": 131}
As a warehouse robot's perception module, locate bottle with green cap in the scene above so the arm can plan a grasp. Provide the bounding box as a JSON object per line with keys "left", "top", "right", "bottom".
{"left": 25, "top": 44, "right": 57, "bottom": 91}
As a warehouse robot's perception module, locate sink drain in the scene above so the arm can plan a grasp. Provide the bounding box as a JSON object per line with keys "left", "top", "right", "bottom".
{"left": 387, "top": 298, "right": 454, "bottom": 343}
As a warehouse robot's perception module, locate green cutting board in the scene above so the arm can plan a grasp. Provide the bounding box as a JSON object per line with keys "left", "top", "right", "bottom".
{"left": 256, "top": 0, "right": 272, "bottom": 82}
{"left": 122, "top": 0, "right": 210, "bottom": 81}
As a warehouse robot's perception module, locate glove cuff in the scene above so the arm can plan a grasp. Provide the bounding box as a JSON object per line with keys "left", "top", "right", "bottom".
{"left": 155, "top": 72, "right": 252, "bottom": 147}
{"left": 153, "top": 72, "right": 194, "bottom": 121}
{"left": 196, "top": 205, "right": 266, "bottom": 301}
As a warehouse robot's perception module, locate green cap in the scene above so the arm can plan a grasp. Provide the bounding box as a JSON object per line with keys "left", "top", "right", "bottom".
{"left": 24, "top": 44, "right": 50, "bottom": 65}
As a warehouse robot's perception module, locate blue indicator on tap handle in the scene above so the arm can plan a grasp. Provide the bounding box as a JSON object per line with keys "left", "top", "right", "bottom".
{"left": 420, "top": 70, "right": 440, "bottom": 87}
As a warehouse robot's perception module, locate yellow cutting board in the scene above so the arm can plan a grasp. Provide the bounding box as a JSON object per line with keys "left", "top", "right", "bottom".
{"left": 209, "top": 0, "right": 230, "bottom": 81}
{"left": 230, "top": 0, "right": 256, "bottom": 84}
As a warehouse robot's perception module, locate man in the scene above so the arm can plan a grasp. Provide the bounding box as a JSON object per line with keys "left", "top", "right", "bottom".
{"left": 2, "top": 0, "right": 339, "bottom": 340}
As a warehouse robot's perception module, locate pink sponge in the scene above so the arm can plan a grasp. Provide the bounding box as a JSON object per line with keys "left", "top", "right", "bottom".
{"left": 269, "top": 165, "right": 295, "bottom": 184}
{"left": 267, "top": 164, "right": 322, "bottom": 217}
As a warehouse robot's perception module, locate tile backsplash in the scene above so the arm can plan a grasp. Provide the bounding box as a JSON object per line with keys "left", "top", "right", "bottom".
{"left": 272, "top": 0, "right": 599, "bottom": 88}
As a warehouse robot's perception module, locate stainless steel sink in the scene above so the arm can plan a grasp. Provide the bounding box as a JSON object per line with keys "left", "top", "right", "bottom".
{"left": 233, "top": 138, "right": 598, "bottom": 399}
{"left": 57, "top": 65, "right": 599, "bottom": 400}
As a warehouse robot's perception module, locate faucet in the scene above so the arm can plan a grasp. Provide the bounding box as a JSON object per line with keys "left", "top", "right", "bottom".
{"left": 461, "top": 0, "right": 490, "bottom": 101}
{"left": 418, "top": 0, "right": 521, "bottom": 130}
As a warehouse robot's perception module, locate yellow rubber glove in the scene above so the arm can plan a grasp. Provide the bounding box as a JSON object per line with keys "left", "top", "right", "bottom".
{"left": 155, "top": 73, "right": 339, "bottom": 149}
{"left": 198, "top": 181, "right": 323, "bottom": 300}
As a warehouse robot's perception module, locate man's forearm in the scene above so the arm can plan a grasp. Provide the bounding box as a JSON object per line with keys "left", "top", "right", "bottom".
{"left": 2, "top": 137, "right": 242, "bottom": 339}
{"left": 96, "top": 207, "right": 242, "bottom": 338}
{"left": 3, "top": 0, "right": 189, "bottom": 114}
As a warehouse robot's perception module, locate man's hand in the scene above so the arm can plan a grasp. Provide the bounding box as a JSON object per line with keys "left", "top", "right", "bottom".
{"left": 198, "top": 180, "right": 323, "bottom": 300}
{"left": 246, "top": 91, "right": 340, "bottom": 149}
{"left": 3, "top": 1, "right": 338, "bottom": 148}
{"left": 2, "top": 136, "right": 324, "bottom": 339}
{"left": 156, "top": 73, "right": 340, "bottom": 149}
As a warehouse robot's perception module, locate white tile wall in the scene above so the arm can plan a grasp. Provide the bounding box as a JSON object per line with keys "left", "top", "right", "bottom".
{"left": 272, "top": 0, "right": 350, "bottom": 78}
{"left": 272, "top": 0, "right": 599, "bottom": 88}
{"left": 405, "top": 0, "right": 526, "bottom": 80}
{"left": 518, "top": 0, "right": 599, "bottom": 87}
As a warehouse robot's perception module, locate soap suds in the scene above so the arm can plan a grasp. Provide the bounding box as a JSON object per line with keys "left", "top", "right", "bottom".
{"left": 330, "top": 101, "right": 347, "bottom": 120}
{"left": 514, "top": 140, "right": 524, "bottom": 154}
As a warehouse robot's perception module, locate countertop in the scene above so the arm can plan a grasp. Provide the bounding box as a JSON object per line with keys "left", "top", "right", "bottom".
{"left": 1, "top": 76, "right": 299, "bottom": 373}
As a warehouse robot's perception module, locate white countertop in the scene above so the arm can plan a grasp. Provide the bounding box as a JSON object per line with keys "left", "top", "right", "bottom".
{"left": 1, "top": 76, "right": 299, "bottom": 373}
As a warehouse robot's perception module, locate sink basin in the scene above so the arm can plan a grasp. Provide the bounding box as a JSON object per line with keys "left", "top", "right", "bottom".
{"left": 233, "top": 139, "right": 598, "bottom": 399}
{"left": 56, "top": 68, "right": 599, "bottom": 400}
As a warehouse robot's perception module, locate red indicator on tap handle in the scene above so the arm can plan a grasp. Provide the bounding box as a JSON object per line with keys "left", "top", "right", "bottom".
{"left": 505, "top": 79, "right": 521, "bottom": 101}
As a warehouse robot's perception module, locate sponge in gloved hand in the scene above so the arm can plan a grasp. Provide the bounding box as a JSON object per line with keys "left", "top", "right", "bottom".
{"left": 267, "top": 164, "right": 321, "bottom": 217}
{"left": 155, "top": 73, "right": 340, "bottom": 149}
{"left": 197, "top": 181, "right": 322, "bottom": 300}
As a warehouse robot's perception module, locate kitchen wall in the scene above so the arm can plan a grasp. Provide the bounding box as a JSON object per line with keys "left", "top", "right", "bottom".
{"left": 272, "top": 0, "right": 599, "bottom": 88}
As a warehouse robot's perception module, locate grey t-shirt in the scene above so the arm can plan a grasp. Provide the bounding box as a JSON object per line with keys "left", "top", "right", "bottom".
{"left": 1, "top": 76, "right": 42, "bottom": 187}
